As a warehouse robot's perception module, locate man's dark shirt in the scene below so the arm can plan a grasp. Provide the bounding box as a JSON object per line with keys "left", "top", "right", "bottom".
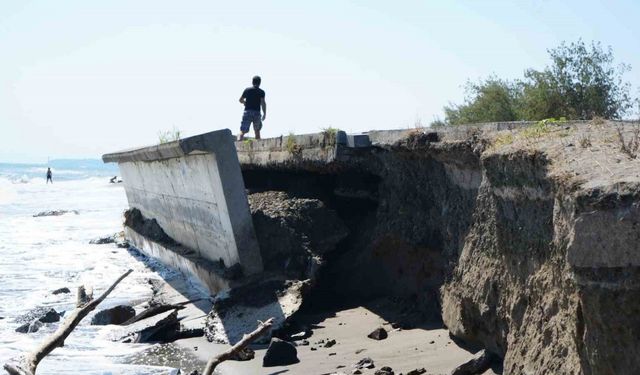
{"left": 241, "top": 86, "right": 265, "bottom": 111}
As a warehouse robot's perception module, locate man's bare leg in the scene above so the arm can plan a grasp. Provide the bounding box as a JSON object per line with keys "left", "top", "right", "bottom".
{"left": 238, "top": 132, "right": 246, "bottom": 141}
{"left": 254, "top": 128, "right": 261, "bottom": 140}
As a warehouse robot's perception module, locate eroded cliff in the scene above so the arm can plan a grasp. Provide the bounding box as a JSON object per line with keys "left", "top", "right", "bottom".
{"left": 239, "top": 120, "right": 640, "bottom": 374}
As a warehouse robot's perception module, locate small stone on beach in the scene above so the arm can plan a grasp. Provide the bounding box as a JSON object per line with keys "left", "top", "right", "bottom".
{"left": 15, "top": 319, "right": 44, "bottom": 333}
{"left": 354, "top": 357, "right": 375, "bottom": 369}
{"left": 91, "top": 305, "right": 136, "bottom": 325}
{"left": 263, "top": 338, "right": 299, "bottom": 367}
{"left": 374, "top": 367, "right": 394, "bottom": 375}
{"left": 368, "top": 327, "right": 388, "bottom": 340}
{"left": 407, "top": 368, "right": 427, "bottom": 375}
{"left": 39, "top": 308, "right": 61, "bottom": 323}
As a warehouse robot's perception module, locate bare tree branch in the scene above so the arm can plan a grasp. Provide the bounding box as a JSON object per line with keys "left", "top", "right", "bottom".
{"left": 202, "top": 317, "right": 275, "bottom": 375}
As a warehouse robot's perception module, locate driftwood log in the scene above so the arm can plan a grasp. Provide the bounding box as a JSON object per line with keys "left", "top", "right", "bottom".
{"left": 3, "top": 269, "right": 133, "bottom": 375}
{"left": 123, "top": 309, "right": 204, "bottom": 344}
{"left": 120, "top": 298, "right": 203, "bottom": 326}
{"left": 76, "top": 285, "right": 93, "bottom": 307}
{"left": 202, "top": 317, "right": 275, "bottom": 375}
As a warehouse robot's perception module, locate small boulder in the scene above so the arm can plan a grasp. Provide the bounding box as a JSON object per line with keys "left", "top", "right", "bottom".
{"left": 15, "top": 319, "right": 44, "bottom": 333}
{"left": 89, "top": 235, "right": 115, "bottom": 245}
{"left": 15, "top": 322, "right": 29, "bottom": 333}
{"left": 15, "top": 307, "right": 60, "bottom": 326}
{"left": 28, "top": 320, "right": 44, "bottom": 333}
{"left": 324, "top": 339, "right": 337, "bottom": 348}
{"left": 52, "top": 287, "right": 71, "bottom": 295}
{"left": 91, "top": 305, "right": 136, "bottom": 325}
{"left": 354, "top": 357, "right": 375, "bottom": 370}
{"left": 374, "top": 367, "right": 394, "bottom": 375}
{"left": 39, "top": 308, "right": 61, "bottom": 323}
{"left": 451, "top": 349, "right": 497, "bottom": 375}
{"left": 263, "top": 338, "right": 299, "bottom": 367}
{"left": 407, "top": 369, "right": 427, "bottom": 375}
{"left": 367, "top": 327, "right": 388, "bottom": 340}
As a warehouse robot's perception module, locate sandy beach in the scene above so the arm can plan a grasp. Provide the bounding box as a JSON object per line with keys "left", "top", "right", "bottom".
{"left": 139, "top": 274, "right": 500, "bottom": 375}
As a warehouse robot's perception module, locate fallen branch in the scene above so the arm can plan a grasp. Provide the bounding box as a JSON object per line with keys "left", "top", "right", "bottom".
{"left": 202, "top": 317, "right": 274, "bottom": 375}
{"left": 119, "top": 297, "right": 205, "bottom": 326}
{"left": 76, "top": 285, "right": 93, "bottom": 308}
{"left": 4, "top": 269, "right": 133, "bottom": 375}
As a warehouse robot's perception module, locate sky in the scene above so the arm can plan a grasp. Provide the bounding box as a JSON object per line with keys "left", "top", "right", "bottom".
{"left": 1, "top": 0, "right": 639, "bottom": 163}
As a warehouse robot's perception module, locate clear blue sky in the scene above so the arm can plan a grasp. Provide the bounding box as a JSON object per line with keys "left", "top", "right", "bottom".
{"left": 1, "top": 0, "right": 638, "bottom": 163}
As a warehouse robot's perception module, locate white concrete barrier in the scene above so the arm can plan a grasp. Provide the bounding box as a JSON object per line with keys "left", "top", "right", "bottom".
{"left": 104, "top": 129, "right": 263, "bottom": 279}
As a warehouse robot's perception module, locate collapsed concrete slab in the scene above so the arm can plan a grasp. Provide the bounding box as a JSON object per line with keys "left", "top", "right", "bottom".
{"left": 103, "top": 129, "right": 263, "bottom": 293}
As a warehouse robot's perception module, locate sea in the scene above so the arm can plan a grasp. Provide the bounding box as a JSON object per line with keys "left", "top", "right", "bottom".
{"left": 0, "top": 160, "right": 187, "bottom": 374}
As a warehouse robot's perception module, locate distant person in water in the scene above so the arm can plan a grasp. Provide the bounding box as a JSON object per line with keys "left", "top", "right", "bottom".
{"left": 46, "top": 168, "right": 53, "bottom": 184}
{"left": 238, "top": 75, "right": 266, "bottom": 141}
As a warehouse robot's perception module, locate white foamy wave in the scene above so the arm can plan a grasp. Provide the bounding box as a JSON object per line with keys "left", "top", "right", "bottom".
{"left": 0, "top": 188, "right": 16, "bottom": 205}
{"left": 15, "top": 174, "right": 31, "bottom": 184}
{"left": 0, "top": 175, "right": 186, "bottom": 374}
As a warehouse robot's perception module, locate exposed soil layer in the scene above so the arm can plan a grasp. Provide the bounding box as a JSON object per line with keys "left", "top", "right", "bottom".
{"left": 248, "top": 191, "right": 348, "bottom": 280}
{"left": 239, "top": 121, "right": 640, "bottom": 374}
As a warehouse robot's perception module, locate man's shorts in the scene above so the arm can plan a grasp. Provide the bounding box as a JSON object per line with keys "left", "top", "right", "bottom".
{"left": 241, "top": 110, "right": 262, "bottom": 133}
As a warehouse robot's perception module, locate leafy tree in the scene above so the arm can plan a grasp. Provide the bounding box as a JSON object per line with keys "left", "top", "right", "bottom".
{"left": 521, "top": 40, "right": 633, "bottom": 120}
{"left": 442, "top": 77, "right": 520, "bottom": 125}
{"left": 433, "top": 40, "right": 634, "bottom": 126}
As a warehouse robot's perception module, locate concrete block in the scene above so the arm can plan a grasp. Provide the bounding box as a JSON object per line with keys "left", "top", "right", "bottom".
{"left": 346, "top": 134, "right": 371, "bottom": 148}
{"left": 103, "top": 129, "right": 263, "bottom": 276}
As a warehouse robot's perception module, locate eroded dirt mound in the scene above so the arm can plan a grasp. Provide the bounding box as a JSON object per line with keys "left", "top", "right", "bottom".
{"left": 249, "top": 191, "right": 348, "bottom": 280}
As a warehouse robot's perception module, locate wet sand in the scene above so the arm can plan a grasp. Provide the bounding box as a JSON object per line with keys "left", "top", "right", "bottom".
{"left": 128, "top": 264, "right": 499, "bottom": 375}
{"left": 150, "top": 274, "right": 499, "bottom": 375}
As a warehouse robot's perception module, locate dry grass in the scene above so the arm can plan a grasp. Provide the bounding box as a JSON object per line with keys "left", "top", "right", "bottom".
{"left": 591, "top": 116, "right": 606, "bottom": 127}
{"left": 579, "top": 135, "right": 592, "bottom": 148}
{"left": 616, "top": 122, "right": 640, "bottom": 159}
{"left": 320, "top": 127, "right": 339, "bottom": 147}
{"left": 493, "top": 132, "right": 514, "bottom": 148}
{"left": 285, "top": 132, "right": 302, "bottom": 155}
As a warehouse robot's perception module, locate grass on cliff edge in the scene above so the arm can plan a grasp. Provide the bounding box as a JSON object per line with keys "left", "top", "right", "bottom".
{"left": 321, "top": 127, "right": 339, "bottom": 147}
{"left": 285, "top": 132, "right": 302, "bottom": 155}
{"left": 490, "top": 118, "right": 570, "bottom": 150}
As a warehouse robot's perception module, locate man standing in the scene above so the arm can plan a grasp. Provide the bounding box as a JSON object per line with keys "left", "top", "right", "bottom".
{"left": 238, "top": 75, "right": 266, "bottom": 141}
{"left": 46, "top": 168, "right": 53, "bottom": 184}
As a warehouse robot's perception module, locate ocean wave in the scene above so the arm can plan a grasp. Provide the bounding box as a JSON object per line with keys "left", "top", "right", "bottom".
{"left": 0, "top": 161, "right": 119, "bottom": 183}
{"left": 0, "top": 186, "right": 17, "bottom": 205}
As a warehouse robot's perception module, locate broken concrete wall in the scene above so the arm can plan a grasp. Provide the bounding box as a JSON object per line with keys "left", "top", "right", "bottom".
{"left": 103, "top": 129, "right": 263, "bottom": 288}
